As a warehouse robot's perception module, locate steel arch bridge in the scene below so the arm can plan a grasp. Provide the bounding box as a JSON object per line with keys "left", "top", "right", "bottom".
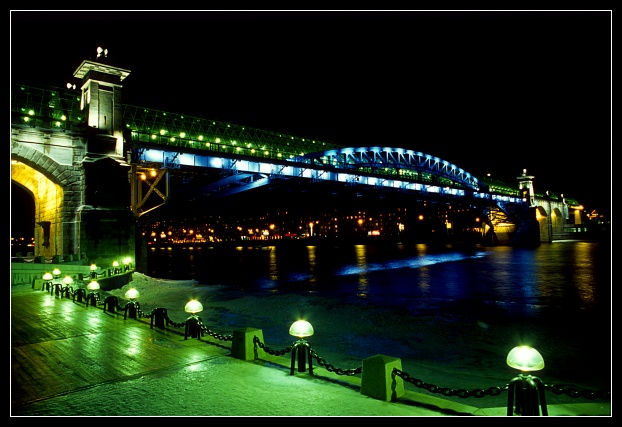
{"left": 11, "top": 78, "right": 572, "bottom": 261}
{"left": 121, "top": 100, "right": 511, "bottom": 223}
{"left": 8, "top": 82, "right": 520, "bottom": 212}
{"left": 130, "top": 141, "right": 497, "bottom": 222}
{"left": 9, "top": 82, "right": 534, "bottom": 232}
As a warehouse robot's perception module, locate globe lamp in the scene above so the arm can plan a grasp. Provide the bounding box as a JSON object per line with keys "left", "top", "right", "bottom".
{"left": 506, "top": 345, "right": 548, "bottom": 416}
{"left": 288, "top": 320, "right": 314, "bottom": 375}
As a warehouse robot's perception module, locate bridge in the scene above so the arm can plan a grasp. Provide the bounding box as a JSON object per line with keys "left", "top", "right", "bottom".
{"left": 11, "top": 51, "right": 587, "bottom": 272}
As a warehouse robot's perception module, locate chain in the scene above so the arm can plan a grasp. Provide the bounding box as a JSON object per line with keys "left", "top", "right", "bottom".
{"left": 200, "top": 324, "right": 233, "bottom": 341}
{"left": 310, "top": 349, "right": 362, "bottom": 376}
{"left": 546, "top": 383, "right": 611, "bottom": 400}
{"left": 395, "top": 368, "right": 507, "bottom": 398}
{"left": 253, "top": 336, "right": 294, "bottom": 356}
{"left": 252, "top": 337, "right": 362, "bottom": 376}
{"left": 394, "top": 369, "right": 610, "bottom": 401}
{"left": 136, "top": 305, "right": 150, "bottom": 318}
{"left": 43, "top": 287, "right": 612, "bottom": 402}
{"left": 63, "top": 288, "right": 233, "bottom": 341}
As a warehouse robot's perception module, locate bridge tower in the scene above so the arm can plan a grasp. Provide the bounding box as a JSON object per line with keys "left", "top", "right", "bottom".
{"left": 517, "top": 168, "right": 536, "bottom": 206}
{"left": 11, "top": 47, "right": 135, "bottom": 269}
{"left": 504, "top": 168, "right": 541, "bottom": 246}
{"left": 72, "top": 48, "right": 135, "bottom": 268}
{"left": 74, "top": 47, "right": 129, "bottom": 158}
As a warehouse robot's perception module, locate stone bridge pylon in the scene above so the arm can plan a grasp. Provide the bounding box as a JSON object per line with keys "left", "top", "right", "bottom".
{"left": 11, "top": 50, "right": 135, "bottom": 268}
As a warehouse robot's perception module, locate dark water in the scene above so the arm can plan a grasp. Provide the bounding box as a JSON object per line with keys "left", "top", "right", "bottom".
{"left": 147, "top": 240, "right": 610, "bottom": 318}
{"left": 146, "top": 239, "right": 612, "bottom": 405}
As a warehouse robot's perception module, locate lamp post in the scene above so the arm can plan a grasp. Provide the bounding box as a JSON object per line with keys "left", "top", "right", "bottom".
{"left": 289, "top": 320, "right": 314, "bottom": 375}
{"left": 124, "top": 288, "right": 140, "bottom": 319}
{"left": 86, "top": 280, "right": 100, "bottom": 307}
{"left": 41, "top": 272, "right": 54, "bottom": 291}
{"left": 112, "top": 260, "right": 120, "bottom": 275}
{"left": 506, "top": 345, "right": 548, "bottom": 416}
{"left": 49, "top": 268, "right": 62, "bottom": 294}
{"left": 90, "top": 264, "right": 98, "bottom": 279}
{"left": 58, "top": 275, "right": 73, "bottom": 298}
{"left": 123, "top": 257, "right": 132, "bottom": 272}
{"left": 184, "top": 300, "right": 203, "bottom": 340}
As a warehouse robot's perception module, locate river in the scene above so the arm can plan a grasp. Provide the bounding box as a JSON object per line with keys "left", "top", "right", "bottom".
{"left": 145, "top": 238, "right": 611, "bottom": 408}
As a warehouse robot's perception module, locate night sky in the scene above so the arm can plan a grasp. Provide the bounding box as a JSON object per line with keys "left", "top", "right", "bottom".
{"left": 10, "top": 10, "right": 612, "bottom": 236}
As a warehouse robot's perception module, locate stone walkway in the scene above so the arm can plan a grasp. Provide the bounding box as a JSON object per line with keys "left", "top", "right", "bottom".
{"left": 11, "top": 283, "right": 611, "bottom": 416}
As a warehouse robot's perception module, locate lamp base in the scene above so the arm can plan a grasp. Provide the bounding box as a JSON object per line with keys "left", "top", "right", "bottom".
{"left": 290, "top": 339, "right": 313, "bottom": 375}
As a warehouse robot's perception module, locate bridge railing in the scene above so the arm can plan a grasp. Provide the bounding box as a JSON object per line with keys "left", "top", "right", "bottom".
{"left": 122, "top": 103, "right": 344, "bottom": 158}
{"left": 11, "top": 83, "right": 85, "bottom": 132}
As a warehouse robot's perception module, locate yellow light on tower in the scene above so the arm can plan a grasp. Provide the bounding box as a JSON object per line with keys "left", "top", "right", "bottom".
{"left": 96, "top": 46, "right": 108, "bottom": 58}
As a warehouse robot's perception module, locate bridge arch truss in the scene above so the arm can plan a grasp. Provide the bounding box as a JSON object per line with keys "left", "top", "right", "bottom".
{"left": 294, "top": 146, "right": 480, "bottom": 191}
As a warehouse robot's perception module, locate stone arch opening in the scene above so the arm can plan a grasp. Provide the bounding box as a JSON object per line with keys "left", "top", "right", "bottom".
{"left": 11, "top": 183, "right": 34, "bottom": 256}
{"left": 551, "top": 207, "right": 564, "bottom": 233}
{"left": 11, "top": 159, "right": 64, "bottom": 257}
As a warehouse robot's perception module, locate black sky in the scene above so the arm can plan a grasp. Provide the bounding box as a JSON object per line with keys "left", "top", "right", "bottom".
{"left": 10, "top": 10, "right": 612, "bottom": 224}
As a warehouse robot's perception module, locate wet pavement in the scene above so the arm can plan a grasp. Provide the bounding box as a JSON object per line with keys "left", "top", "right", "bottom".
{"left": 11, "top": 282, "right": 611, "bottom": 417}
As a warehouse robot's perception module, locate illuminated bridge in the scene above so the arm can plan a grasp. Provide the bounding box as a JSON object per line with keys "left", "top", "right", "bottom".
{"left": 10, "top": 52, "right": 586, "bottom": 270}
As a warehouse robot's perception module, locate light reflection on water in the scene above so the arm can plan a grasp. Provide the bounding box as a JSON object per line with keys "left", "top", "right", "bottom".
{"left": 145, "top": 239, "right": 611, "bottom": 404}
{"left": 147, "top": 240, "right": 609, "bottom": 319}
{"left": 354, "top": 244, "right": 368, "bottom": 296}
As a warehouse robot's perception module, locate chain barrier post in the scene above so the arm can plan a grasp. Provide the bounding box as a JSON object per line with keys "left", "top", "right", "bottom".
{"left": 184, "top": 299, "right": 204, "bottom": 340}
{"left": 507, "top": 373, "right": 548, "bottom": 416}
{"left": 86, "top": 280, "right": 100, "bottom": 307}
{"left": 506, "top": 345, "right": 548, "bottom": 416}
{"left": 288, "top": 320, "right": 314, "bottom": 375}
{"left": 123, "top": 288, "right": 140, "bottom": 320}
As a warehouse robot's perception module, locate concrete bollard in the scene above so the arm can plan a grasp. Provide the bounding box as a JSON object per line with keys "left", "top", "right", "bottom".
{"left": 231, "top": 327, "right": 266, "bottom": 361}
{"left": 360, "top": 354, "right": 405, "bottom": 401}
